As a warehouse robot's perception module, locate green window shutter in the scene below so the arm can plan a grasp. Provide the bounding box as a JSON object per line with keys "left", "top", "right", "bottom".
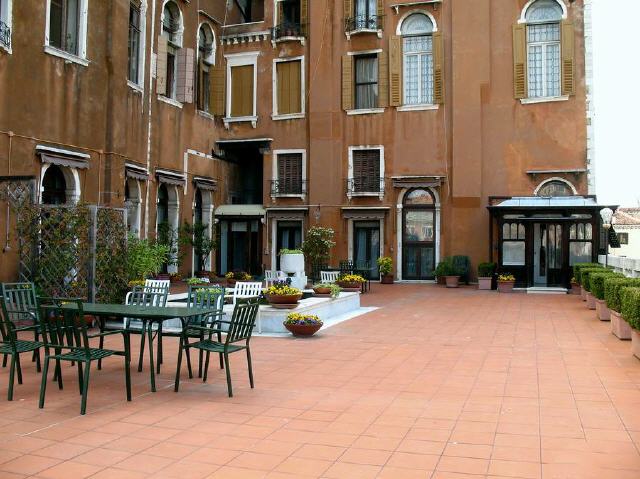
{"left": 378, "top": 51, "right": 389, "bottom": 108}
{"left": 389, "top": 36, "right": 402, "bottom": 107}
{"left": 156, "top": 36, "right": 168, "bottom": 96}
{"left": 342, "top": 55, "right": 353, "bottom": 111}
{"left": 561, "top": 20, "right": 575, "bottom": 96}
{"left": 211, "top": 63, "right": 226, "bottom": 116}
{"left": 512, "top": 23, "right": 527, "bottom": 99}
{"left": 432, "top": 31, "right": 445, "bottom": 104}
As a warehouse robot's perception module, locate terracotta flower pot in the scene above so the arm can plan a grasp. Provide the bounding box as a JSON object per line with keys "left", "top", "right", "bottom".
{"left": 227, "top": 279, "right": 237, "bottom": 287}
{"left": 445, "top": 276, "right": 460, "bottom": 288}
{"left": 586, "top": 292, "right": 596, "bottom": 310}
{"left": 581, "top": 286, "right": 587, "bottom": 301}
{"left": 478, "top": 277, "right": 492, "bottom": 291}
{"left": 497, "top": 280, "right": 515, "bottom": 293}
{"left": 313, "top": 287, "right": 332, "bottom": 295}
{"left": 595, "top": 299, "right": 610, "bottom": 321}
{"left": 632, "top": 329, "right": 640, "bottom": 360}
{"left": 611, "top": 310, "right": 632, "bottom": 340}
{"left": 266, "top": 293, "right": 303, "bottom": 308}
{"left": 284, "top": 322, "right": 322, "bottom": 337}
{"left": 337, "top": 281, "right": 362, "bottom": 289}
{"left": 380, "top": 274, "right": 394, "bottom": 284}
{"left": 570, "top": 282, "right": 581, "bottom": 295}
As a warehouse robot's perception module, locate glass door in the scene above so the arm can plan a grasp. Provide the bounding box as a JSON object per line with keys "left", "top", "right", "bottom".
{"left": 402, "top": 189, "right": 436, "bottom": 280}
{"left": 533, "top": 223, "right": 563, "bottom": 287}
{"left": 353, "top": 221, "right": 381, "bottom": 279}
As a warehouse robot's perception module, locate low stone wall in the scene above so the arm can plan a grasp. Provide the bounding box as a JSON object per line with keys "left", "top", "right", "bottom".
{"left": 599, "top": 255, "right": 640, "bottom": 278}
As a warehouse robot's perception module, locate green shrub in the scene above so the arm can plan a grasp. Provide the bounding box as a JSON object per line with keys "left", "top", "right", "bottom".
{"left": 434, "top": 257, "right": 463, "bottom": 277}
{"left": 581, "top": 267, "right": 607, "bottom": 292}
{"left": 621, "top": 287, "right": 640, "bottom": 330}
{"left": 590, "top": 272, "right": 625, "bottom": 300}
{"left": 606, "top": 278, "right": 640, "bottom": 312}
{"left": 574, "top": 263, "right": 604, "bottom": 284}
{"left": 478, "top": 262, "right": 496, "bottom": 278}
{"left": 452, "top": 256, "right": 471, "bottom": 284}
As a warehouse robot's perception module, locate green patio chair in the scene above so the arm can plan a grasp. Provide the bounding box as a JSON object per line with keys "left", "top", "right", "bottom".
{"left": 174, "top": 298, "right": 260, "bottom": 397}
{"left": 1, "top": 282, "right": 43, "bottom": 373}
{"left": 158, "top": 285, "right": 225, "bottom": 379}
{"left": 38, "top": 298, "right": 131, "bottom": 415}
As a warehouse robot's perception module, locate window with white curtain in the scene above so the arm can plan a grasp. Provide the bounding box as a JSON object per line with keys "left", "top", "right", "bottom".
{"left": 525, "top": 0, "right": 563, "bottom": 98}
{"left": 401, "top": 13, "right": 434, "bottom": 105}
{"left": 355, "top": 0, "right": 377, "bottom": 25}
{"left": 354, "top": 55, "right": 378, "bottom": 109}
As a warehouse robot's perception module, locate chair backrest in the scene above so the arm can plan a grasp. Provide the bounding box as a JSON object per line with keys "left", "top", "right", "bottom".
{"left": 141, "top": 282, "right": 169, "bottom": 306}
{"left": 226, "top": 299, "right": 260, "bottom": 344}
{"left": 339, "top": 260, "right": 354, "bottom": 275}
{"left": 264, "top": 270, "right": 276, "bottom": 281}
{"left": 188, "top": 285, "right": 225, "bottom": 310}
{"left": 127, "top": 287, "right": 168, "bottom": 307}
{"left": 38, "top": 298, "right": 91, "bottom": 357}
{"left": 320, "top": 271, "right": 340, "bottom": 284}
{"left": 145, "top": 279, "right": 170, "bottom": 290}
{"left": 233, "top": 282, "right": 263, "bottom": 305}
{"left": 0, "top": 283, "right": 39, "bottom": 344}
{"left": 355, "top": 260, "right": 372, "bottom": 279}
{"left": 264, "top": 271, "right": 286, "bottom": 287}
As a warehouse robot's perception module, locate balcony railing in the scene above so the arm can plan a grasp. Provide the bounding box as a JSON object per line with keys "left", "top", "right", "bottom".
{"left": 344, "top": 14, "right": 383, "bottom": 33}
{"left": 271, "top": 179, "right": 307, "bottom": 196}
{"left": 346, "top": 177, "right": 385, "bottom": 196}
{"left": 0, "top": 20, "right": 10, "bottom": 49}
{"left": 271, "top": 21, "right": 307, "bottom": 40}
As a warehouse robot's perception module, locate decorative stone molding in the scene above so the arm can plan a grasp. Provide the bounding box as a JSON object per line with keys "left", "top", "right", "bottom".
{"left": 220, "top": 31, "right": 271, "bottom": 46}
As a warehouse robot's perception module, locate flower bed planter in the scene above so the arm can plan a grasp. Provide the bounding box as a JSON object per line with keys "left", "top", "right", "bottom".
{"left": 380, "top": 274, "right": 394, "bottom": 284}
{"left": 266, "top": 293, "right": 303, "bottom": 309}
{"left": 337, "top": 281, "right": 362, "bottom": 290}
{"left": 497, "top": 280, "right": 515, "bottom": 293}
{"left": 445, "top": 276, "right": 460, "bottom": 288}
{"left": 313, "top": 286, "right": 332, "bottom": 295}
{"left": 581, "top": 286, "right": 587, "bottom": 301}
{"left": 284, "top": 322, "right": 322, "bottom": 337}
{"left": 611, "top": 311, "right": 632, "bottom": 340}
{"left": 478, "top": 277, "right": 492, "bottom": 290}
{"left": 586, "top": 292, "right": 596, "bottom": 310}
{"left": 595, "top": 299, "right": 610, "bottom": 321}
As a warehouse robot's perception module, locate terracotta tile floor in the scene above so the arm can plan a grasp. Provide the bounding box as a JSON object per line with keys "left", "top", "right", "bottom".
{"left": 1, "top": 284, "right": 640, "bottom": 478}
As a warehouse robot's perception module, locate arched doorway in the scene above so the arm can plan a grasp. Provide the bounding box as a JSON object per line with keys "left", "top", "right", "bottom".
{"left": 125, "top": 178, "right": 142, "bottom": 236}
{"left": 42, "top": 165, "right": 67, "bottom": 205}
{"left": 402, "top": 188, "right": 436, "bottom": 280}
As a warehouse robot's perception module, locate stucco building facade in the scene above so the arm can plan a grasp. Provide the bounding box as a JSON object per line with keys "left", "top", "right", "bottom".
{"left": 0, "top": 0, "right": 597, "bottom": 286}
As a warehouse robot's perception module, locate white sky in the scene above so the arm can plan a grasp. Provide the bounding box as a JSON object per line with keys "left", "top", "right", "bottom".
{"left": 593, "top": 0, "right": 640, "bottom": 206}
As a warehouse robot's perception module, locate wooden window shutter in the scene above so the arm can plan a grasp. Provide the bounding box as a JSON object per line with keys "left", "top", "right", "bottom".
{"left": 231, "top": 65, "right": 254, "bottom": 117}
{"left": 353, "top": 150, "right": 380, "bottom": 192}
{"left": 342, "top": 55, "right": 353, "bottom": 111}
{"left": 278, "top": 154, "right": 302, "bottom": 193}
{"left": 389, "top": 36, "right": 402, "bottom": 107}
{"left": 378, "top": 51, "right": 388, "bottom": 108}
{"left": 344, "top": 0, "right": 352, "bottom": 20}
{"left": 301, "top": 0, "right": 308, "bottom": 27}
{"left": 176, "top": 48, "right": 195, "bottom": 103}
{"left": 211, "top": 63, "right": 226, "bottom": 116}
{"left": 432, "top": 31, "right": 445, "bottom": 104}
{"left": 198, "top": 59, "right": 205, "bottom": 109}
{"left": 277, "top": 62, "right": 289, "bottom": 114}
{"left": 561, "top": 20, "right": 575, "bottom": 96}
{"left": 156, "top": 36, "right": 168, "bottom": 96}
{"left": 277, "top": 61, "right": 302, "bottom": 115}
{"left": 377, "top": 0, "right": 384, "bottom": 23}
{"left": 512, "top": 23, "right": 527, "bottom": 99}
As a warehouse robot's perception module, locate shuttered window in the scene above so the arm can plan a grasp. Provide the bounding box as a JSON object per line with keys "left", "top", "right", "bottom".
{"left": 276, "top": 60, "right": 302, "bottom": 115}
{"left": 230, "top": 64, "right": 254, "bottom": 117}
{"left": 352, "top": 149, "right": 381, "bottom": 193}
{"left": 277, "top": 153, "right": 303, "bottom": 195}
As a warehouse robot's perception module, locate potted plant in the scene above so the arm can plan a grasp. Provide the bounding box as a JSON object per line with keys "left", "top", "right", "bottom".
{"left": 435, "top": 258, "right": 462, "bottom": 288}
{"left": 336, "top": 274, "right": 366, "bottom": 290}
{"left": 574, "top": 263, "right": 604, "bottom": 301}
{"left": 621, "top": 287, "right": 640, "bottom": 359}
{"left": 265, "top": 280, "right": 303, "bottom": 309}
{"left": 606, "top": 277, "right": 640, "bottom": 340}
{"left": 302, "top": 227, "right": 336, "bottom": 276}
{"left": 312, "top": 283, "right": 340, "bottom": 298}
{"left": 187, "top": 276, "right": 210, "bottom": 287}
{"left": 283, "top": 313, "right": 323, "bottom": 337}
{"left": 591, "top": 271, "right": 625, "bottom": 321}
{"left": 179, "top": 221, "right": 217, "bottom": 278}
{"left": 126, "top": 235, "right": 170, "bottom": 284}
{"left": 497, "top": 273, "right": 516, "bottom": 293}
{"left": 570, "top": 277, "right": 580, "bottom": 295}
{"left": 581, "top": 267, "right": 606, "bottom": 310}
{"left": 169, "top": 272, "right": 182, "bottom": 283}
{"left": 477, "top": 262, "right": 495, "bottom": 290}
{"left": 225, "top": 271, "right": 252, "bottom": 287}
{"left": 280, "top": 249, "right": 305, "bottom": 273}
{"left": 377, "top": 256, "right": 394, "bottom": 284}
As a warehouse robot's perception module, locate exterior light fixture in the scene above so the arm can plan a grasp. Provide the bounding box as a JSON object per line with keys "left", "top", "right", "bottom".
{"left": 600, "top": 207, "right": 614, "bottom": 267}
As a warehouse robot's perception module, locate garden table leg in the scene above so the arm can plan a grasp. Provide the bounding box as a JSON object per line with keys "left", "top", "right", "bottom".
{"left": 147, "top": 320, "right": 156, "bottom": 392}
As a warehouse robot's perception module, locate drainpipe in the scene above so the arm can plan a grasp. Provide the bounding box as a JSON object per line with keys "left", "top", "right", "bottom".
{"left": 144, "top": 0, "right": 157, "bottom": 239}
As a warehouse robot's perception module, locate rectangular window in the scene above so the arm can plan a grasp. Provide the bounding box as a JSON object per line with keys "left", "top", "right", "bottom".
{"left": 569, "top": 223, "right": 594, "bottom": 265}
{"left": 354, "top": 55, "right": 378, "bottom": 110}
{"left": 618, "top": 233, "right": 629, "bottom": 245}
{"left": 352, "top": 149, "right": 381, "bottom": 193}
{"left": 0, "top": 0, "right": 11, "bottom": 49}
{"left": 230, "top": 64, "right": 255, "bottom": 117}
{"left": 49, "top": 0, "right": 80, "bottom": 55}
{"left": 166, "top": 50, "right": 176, "bottom": 99}
{"left": 353, "top": 0, "right": 378, "bottom": 30}
{"left": 276, "top": 153, "right": 303, "bottom": 195}
{"left": 128, "top": 2, "right": 141, "bottom": 84}
{"left": 527, "top": 23, "right": 561, "bottom": 98}
{"left": 276, "top": 60, "right": 302, "bottom": 115}
{"left": 403, "top": 35, "right": 433, "bottom": 105}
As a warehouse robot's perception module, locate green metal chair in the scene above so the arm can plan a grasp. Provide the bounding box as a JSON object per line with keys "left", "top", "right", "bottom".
{"left": 174, "top": 298, "right": 260, "bottom": 397}
{"left": 38, "top": 298, "right": 132, "bottom": 415}
{"left": 1, "top": 282, "right": 43, "bottom": 373}
{"left": 159, "top": 285, "right": 225, "bottom": 379}
{"left": 0, "top": 288, "right": 43, "bottom": 401}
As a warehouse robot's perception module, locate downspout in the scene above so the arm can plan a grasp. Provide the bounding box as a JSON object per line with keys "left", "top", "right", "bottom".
{"left": 104, "top": 0, "right": 116, "bottom": 206}
{"left": 144, "top": 0, "right": 158, "bottom": 238}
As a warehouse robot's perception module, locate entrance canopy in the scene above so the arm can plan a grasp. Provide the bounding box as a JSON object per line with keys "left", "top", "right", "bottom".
{"left": 215, "top": 205, "right": 266, "bottom": 217}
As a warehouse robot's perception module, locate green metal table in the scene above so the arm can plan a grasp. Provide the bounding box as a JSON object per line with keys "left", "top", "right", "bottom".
{"left": 62, "top": 303, "right": 220, "bottom": 392}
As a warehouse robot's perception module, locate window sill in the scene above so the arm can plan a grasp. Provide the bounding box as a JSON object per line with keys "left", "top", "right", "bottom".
{"left": 127, "top": 80, "right": 144, "bottom": 94}
{"left": 272, "top": 113, "right": 305, "bottom": 121}
{"left": 271, "top": 194, "right": 306, "bottom": 199}
{"left": 397, "top": 104, "right": 439, "bottom": 112}
{"left": 347, "top": 192, "right": 384, "bottom": 199}
{"left": 345, "top": 29, "right": 383, "bottom": 40}
{"left": 157, "top": 95, "right": 183, "bottom": 109}
{"left": 520, "top": 95, "right": 569, "bottom": 105}
{"left": 44, "top": 45, "right": 88, "bottom": 66}
{"left": 197, "top": 110, "right": 215, "bottom": 121}
{"left": 346, "top": 108, "right": 385, "bottom": 116}
{"left": 223, "top": 116, "right": 258, "bottom": 129}
{"left": 272, "top": 36, "right": 306, "bottom": 47}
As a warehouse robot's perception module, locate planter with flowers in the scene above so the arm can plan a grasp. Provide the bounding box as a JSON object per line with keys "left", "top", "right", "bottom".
{"left": 336, "top": 274, "right": 366, "bottom": 291}
{"left": 187, "top": 276, "right": 210, "bottom": 288}
{"left": 312, "top": 283, "right": 341, "bottom": 298}
{"left": 169, "top": 273, "right": 182, "bottom": 284}
{"left": 283, "top": 313, "right": 324, "bottom": 337}
{"left": 477, "top": 262, "right": 496, "bottom": 291}
{"left": 225, "top": 271, "right": 252, "bottom": 287}
{"left": 265, "top": 280, "right": 303, "bottom": 309}
{"left": 497, "top": 274, "right": 516, "bottom": 293}
{"left": 377, "top": 256, "right": 394, "bottom": 284}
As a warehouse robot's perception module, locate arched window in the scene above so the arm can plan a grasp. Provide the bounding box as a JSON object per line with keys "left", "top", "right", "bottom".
{"left": 42, "top": 166, "right": 67, "bottom": 205}
{"left": 125, "top": 179, "right": 142, "bottom": 235}
{"left": 401, "top": 13, "right": 434, "bottom": 106}
{"left": 536, "top": 179, "right": 574, "bottom": 197}
{"left": 197, "top": 23, "right": 215, "bottom": 112}
{"left": 160, "top": 1, "right": 182, "bottom": 99}
{"left": 524, "top": 0, "right": 563, "bottom": 98}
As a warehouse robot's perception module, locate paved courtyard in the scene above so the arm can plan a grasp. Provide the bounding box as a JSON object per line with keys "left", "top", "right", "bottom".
{"left": 1, "top": 284, "right": 640, "bottom": 479}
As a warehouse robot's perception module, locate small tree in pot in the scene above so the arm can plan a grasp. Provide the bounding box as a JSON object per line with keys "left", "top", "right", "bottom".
{"left": 179, "top": 221, "right": 216, "bottom": 278}
{"left": 377, "top": 256, "right": 394, "bottom": 284}
{"left": 477, "top": 262, "right": 496, "bottom": 290}
{"left": 435, "top": 258, "right": 463, "bottom": 288}
{"left": 302, "top": 227, "right": 335, "bottom": 279}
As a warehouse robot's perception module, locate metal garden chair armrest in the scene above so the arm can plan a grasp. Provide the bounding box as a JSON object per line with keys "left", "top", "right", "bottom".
{"left": 87, "top": 329, "right": 129, "bottom": 339}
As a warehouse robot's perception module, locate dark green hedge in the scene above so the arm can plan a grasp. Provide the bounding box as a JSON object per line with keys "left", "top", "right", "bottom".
{"left": 605, "top": 278, "right": 640, "bottom": 313}
{"left": 590, "top": 272, "right": 625, "bottom": 300}
{"left": 621, "top": 287, "right": 640, "bottom": 330}
{"left": 581, "top": 268, "right": 608, "bottom": 293}
{"left": 573, "top": 263, "right": 604, "bottom": 284}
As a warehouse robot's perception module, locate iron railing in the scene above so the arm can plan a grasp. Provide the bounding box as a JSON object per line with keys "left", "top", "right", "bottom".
{"left": 346, "top": 177, "right": 385, "bottom": 195}
{"left": 345, "top": 14, "right": 383, "bottom": 32}
{"left": 0, "top": 20, "right": 10, "bottom": 49}
{"left": 272, "top": 21, "right": 307, "bottom": 40}
{"left": 271, "top": 179, "right": 307, "bottom": 196}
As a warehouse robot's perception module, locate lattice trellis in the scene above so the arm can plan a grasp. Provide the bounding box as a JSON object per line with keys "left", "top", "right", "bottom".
{"left": 94, "top": 207, "right": 128, "bottom": 303}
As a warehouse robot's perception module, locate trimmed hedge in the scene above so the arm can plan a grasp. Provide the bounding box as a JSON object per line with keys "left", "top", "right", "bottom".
{"left": 621, "top": 287, "right": 640, "bottom": 330}
{"left": 574, "top": 263, "right": 603, "bottom": 284}
{"left": 605, "top": 277, "right": 640, "bottom": 313}
{"left": 590, "top": 271, "right": 625, "bottom": 300}
{"left": 581, "top": 267, "right": 607, "bottom": 293}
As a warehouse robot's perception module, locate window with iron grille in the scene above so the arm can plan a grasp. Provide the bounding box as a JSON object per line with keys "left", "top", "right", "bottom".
{"left": 128, "top": 2, "right": 141, "bottom": 84}
{"left": 352, "top": 149, "right": 381, "bottom": 193}
{"left": 525, "top": 0, "right": 563, "bottom": 98}
{"left": 277, "top": 153, "right": 303, "bottom": 195}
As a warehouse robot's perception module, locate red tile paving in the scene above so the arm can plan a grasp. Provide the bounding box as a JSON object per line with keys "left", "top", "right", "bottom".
{"left": 0, "top": 284, "right": 640, "bottom": 478}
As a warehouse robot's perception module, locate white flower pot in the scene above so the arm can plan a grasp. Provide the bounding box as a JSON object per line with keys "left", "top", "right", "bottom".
{"left": 280, "top": 253, "right": 305, "bottom": 273}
